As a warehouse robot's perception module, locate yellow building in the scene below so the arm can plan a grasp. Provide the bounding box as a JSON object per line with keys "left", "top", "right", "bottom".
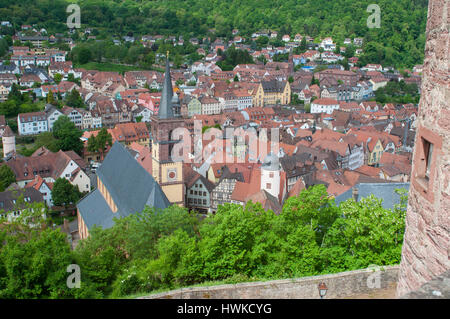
{"left": 367, "top": 139, "right": 384, "bottom": 166}
{"left": 254, "top": 80, "right": 291, "bottom": 107}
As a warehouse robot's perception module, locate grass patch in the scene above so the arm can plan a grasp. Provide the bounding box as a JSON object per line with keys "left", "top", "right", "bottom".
{"left": 74, "top": 62, "right": 163, "bottom": 73}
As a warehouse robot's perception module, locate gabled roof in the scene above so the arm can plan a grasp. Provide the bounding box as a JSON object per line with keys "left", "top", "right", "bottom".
{"left": 77, "top": 142, "right": 170, "bottom": 231}
{"left": 5, "top": 150, "right": 87, "bottom": 182}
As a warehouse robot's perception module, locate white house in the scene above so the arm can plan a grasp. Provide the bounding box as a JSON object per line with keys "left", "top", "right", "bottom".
{"left": 311, "top": 98, "right": 340, "bottom": 114}
{"left": 200, "top": 96, "right": 221, "bottom": 115}
{"left": 25, "top": 175, "right": 54, "bottom": 207}
{"left": 320, "top": 38, "right": 336, "bottom": 52}
{"left": 17, "top": 111, "right": 48, "bottom": 135}
{"left": 62, "top": 106, "right": 83, "bottom": 129}
{"left": 44, "top": 105, "right": 64, "bottom": 131}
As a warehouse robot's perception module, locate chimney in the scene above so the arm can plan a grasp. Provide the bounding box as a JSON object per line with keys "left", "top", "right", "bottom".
{"left": 63, "top": 218, "right": 70, "bottom": 233}
{"left": 352, "top": 187, "right": 359, "bottom": 202}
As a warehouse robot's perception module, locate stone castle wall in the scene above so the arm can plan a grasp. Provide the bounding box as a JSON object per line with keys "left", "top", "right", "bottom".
{"left": 396, "top": 0, "right": 450, "bottom": 297}
{"left": 140, "top": 266, "right": 399, "bottom": 299}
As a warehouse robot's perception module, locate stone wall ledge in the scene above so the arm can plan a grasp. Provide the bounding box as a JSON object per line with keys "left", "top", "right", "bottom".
{"left": 139, "top": 265, "right": 400, "bottom": 299}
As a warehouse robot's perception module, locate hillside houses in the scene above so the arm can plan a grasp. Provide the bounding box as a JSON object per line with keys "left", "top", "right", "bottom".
{"left": 0, "top": 28, "right": 420, "bottom": 221}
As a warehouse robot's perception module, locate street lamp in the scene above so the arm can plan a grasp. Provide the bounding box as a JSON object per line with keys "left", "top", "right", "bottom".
{"left": 318, "top": 282, "right": 328, "bottom": 299}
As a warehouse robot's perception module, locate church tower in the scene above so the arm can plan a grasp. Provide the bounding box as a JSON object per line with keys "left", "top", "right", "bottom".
{"left": 2, "top": 125, "right": 16, "bottom": 159}
{"left": 151, "top": 53, "right": 185, "bottom": 206}
{"left": 260, "top": 153, "right": 281, "bottom": 200}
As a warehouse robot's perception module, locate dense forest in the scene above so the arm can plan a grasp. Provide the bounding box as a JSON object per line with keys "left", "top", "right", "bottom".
{"left": 0, "top": 185, "right": 407, "bottom": 298}
{"left": 0, "top": 0, "right": 428, "bottom": 67}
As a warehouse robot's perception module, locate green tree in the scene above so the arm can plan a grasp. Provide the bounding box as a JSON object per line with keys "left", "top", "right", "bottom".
{"left": 51, "top": 178, "right": 82, "bottom": 207}
{"left": 77, "top": 47, "right": 92, "bottom": 64}
{"left": 282, "top": 184, "right": 340, "bottom": 246}
{"left": 310, "top": 75, "right": 320, "bottom": 86}
{"left": 320, "top": 191, "right": 407, "bottom": 273}
{"left": 8, "top": 84, "right": 23, "bottom": 103}
{"left": 52, "top": 116, "right": 83, "bottom": 154}
{"left": 0, "top": 165, "right": 16, "bottom": 192}
{"left": 0, "top": 228, "right": 75, "bottom": 298}
{"left": 46, "top": 90, "right": 57, "bottom": 106}
{"left": 87, "top": 128, "right": 112, "bottom": 161}
{"left": 35, "top": 132, "right": 60, "bottom": 153}
{"left": 257, "top": 54, "right": 267, "bottom": 65}
{"left": 53, "top": 73, "right": 63, "bottom": 84}
{"left": 65, "top": 89, "right": 85, "bottom": 109}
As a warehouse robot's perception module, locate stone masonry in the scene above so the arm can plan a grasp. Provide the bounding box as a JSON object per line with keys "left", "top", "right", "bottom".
{"left": 396, "top": 0, "right": 450, "bottom": 297}
{"left": 140, "top": 266, "right": 399, "bottom": 299}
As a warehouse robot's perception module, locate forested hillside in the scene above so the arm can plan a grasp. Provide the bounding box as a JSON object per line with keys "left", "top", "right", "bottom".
{"left": 0, "top": 0, "right": 428, "bottom": 67}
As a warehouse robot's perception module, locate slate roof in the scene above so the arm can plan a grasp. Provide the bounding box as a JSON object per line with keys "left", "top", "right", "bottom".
{"left": 0, "top": 188, "right": 44, "bottom": 212}
{"left": 261, "top": 80, "right": 287, "bottom": 93}
{"left": 158, "top": 56, "right": 174, "bottom": 119}
{"left": 77, "top": 141, "right": 170, "bottom": 231}
{"left": 334, "top": 182, "right": 410, "bottom": 210}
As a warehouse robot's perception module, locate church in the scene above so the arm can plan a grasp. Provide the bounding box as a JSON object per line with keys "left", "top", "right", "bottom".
{"left": 77, "top": 54, "right": 184, "bottom": 239}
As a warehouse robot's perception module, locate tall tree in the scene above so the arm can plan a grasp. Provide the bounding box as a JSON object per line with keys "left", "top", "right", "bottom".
{"left": 0, "top": 165, "right": 16, "bottom": 192}
{"left": 52, "top": 116, "right": 83, "bottom": 154}
{"left": 65, "top": 89, "right": 85, "bottom": 109}
{"left": 46, "top": 90, "right": 57, "bottom": 106}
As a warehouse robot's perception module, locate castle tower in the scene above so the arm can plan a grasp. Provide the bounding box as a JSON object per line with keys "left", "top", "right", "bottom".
{"left": 151, "top": 53, "right": 185, "bottom": 206}
{"left": 396, "top": 0, "right": 449, "bottom": 297}
{"left": 261, "top": 153, "right": 281, "bottom": 200}
{"left": 2, "top": 125, "right": 16, "bottom": 158}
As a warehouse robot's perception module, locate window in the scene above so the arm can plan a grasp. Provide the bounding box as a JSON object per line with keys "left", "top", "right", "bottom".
{"left": 269, "top": 172, "right": 274, "bottom": 178}
{"left": 412, "top": 127, "right": 442, "bottom": 203}
{"left": 266, "top": 183, "right": 271, "bottom": 189}
{"left": 424, "top": 140, "right": 433, "bottom": 181}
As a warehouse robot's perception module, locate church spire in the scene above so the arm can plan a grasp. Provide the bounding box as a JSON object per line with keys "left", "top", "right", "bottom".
{"left": 158, "top": 53, "right": 174, "bottom": 119}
